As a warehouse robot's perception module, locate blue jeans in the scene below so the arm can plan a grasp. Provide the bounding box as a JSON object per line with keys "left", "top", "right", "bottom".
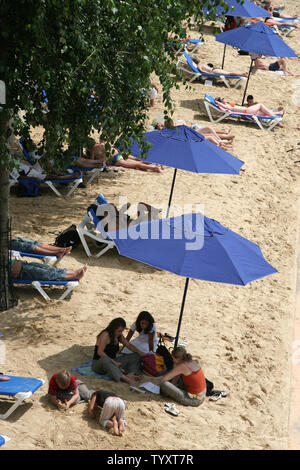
{"left": 17, "top": 261, "right": 66, "bottom": 281}
{"left": 10, "top": 237, "right": 40, "bottom": 254}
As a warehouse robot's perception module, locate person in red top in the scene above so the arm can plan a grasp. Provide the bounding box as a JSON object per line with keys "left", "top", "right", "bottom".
{"left": 160, "top": 347, "right": 206, "bottom": 407}
{"left": 48, "top": 370, "right": 93, "bottom": 410}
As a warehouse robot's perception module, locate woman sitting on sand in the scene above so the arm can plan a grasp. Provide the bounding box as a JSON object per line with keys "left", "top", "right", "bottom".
{"left": 10, "top": 236, "right": 72, "bottom": 258}
{"left": 10, "top": 258, "right": 87, "bottom": 281}
{"left": 215, "top": 97, "right": 285, "bottom": 117}
{"left": 92, "top": 317, "right": 145, "bottom": 386}
{"left": 84, "top": 143, "right": 163, "bottom": 173}
{"left": 160, "top": 347, "right": 206, "bottom": 407}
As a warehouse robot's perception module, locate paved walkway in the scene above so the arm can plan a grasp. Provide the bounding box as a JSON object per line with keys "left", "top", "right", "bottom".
{"left": 288, "top": 196, "right": 300, "bottom": 449}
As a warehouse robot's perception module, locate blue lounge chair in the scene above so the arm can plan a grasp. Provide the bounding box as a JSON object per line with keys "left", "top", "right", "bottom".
{"left": 10, "top": 250, "right": 62, "bottom": 266}
{"left": 0, "top": 375, "right": 44, "bottom": 420}
{"left": 203, "top": 94, "right": 282, "bottom": 131}
{"left": 12, "top": 279, "right": 80, "bottom": 301}
{"left": 168, "top": 38, "right": 203, "bottom": 56}
{"left": 0, "top": 435, "right": 10, "bottom": 446}
{"left": 18, "top": 137, "right": 83, "bottom": 197}
{"left": 77, "top": 194, "right": 115, "bottom": 258}
{"left": 177, "top": 51, "right": 246, "bottom": 88}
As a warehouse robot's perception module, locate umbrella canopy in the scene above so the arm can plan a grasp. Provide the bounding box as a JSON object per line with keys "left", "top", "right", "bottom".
{"left": 126, "top": 125, "right": 243, "bottom": 174}
{"left": 108, "top": 212, "right": 277, "bottom": 345}
{"left": 204, "top": 0, "right": 270, "bottom": 18}
{"left": 120, "top": 125, "right": 244, "bottom": 215}
{"left": 216, "top": 21, "right": 298, "bottom": 57}
{"left": 109, "top": 212, "right": 277, "bottom": 286}
{"left": 216, "top": 21, "right": 298, "bottom": 104}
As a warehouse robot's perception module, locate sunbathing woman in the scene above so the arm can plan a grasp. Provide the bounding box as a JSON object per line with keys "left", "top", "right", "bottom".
{"left": 215, "top": 97, "right": 285, "bottom": 117}
{"left": 10, "top": 236, "right": 72, "bottom": 258}
{"left": 193, "top": 57, "right": 248, "bottom": 77}
{"left": 85, "top": 143, "right": 163, "bottom": 173}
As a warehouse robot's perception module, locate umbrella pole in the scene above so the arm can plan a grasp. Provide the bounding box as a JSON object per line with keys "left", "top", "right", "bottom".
{"left": 166, "top": 168, "right": 177, "bottom": 218}
{"left": 174, "top": 277, "right": 190, "bottom": 348}
{"left": 241, "top": 58, "right": 254, "bottom": 106}
{"left": 221, "top": 44, "right": 227, "bottom": 69}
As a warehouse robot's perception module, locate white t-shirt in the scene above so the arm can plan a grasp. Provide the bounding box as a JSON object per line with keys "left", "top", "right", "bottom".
{"left": 122, "top": 321, "right": 158, "bottom": 355}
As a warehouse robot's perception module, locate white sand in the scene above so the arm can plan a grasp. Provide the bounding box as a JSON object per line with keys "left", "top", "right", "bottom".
{"left": 1, "top": 1, "right": 300, "bottom": 449}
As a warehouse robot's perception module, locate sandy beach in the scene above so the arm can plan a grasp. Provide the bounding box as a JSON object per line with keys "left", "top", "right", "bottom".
{"left": 1, "top": 1, "right": 300, "bottom": 450}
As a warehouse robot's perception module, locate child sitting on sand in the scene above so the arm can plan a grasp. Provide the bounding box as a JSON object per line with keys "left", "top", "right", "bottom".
{"left": 48, "top": 370, "right": 93, "bottom": 410}
{"left": 88, "top": 389, "right": 127, "bottom": 435}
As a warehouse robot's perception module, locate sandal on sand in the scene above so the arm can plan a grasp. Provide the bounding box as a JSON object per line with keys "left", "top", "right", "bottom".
{"left": 164, "top": 403, "right": 179, "bottom": 416}
{"left": 209, "top": 390, "right": 228, "bottom": 401}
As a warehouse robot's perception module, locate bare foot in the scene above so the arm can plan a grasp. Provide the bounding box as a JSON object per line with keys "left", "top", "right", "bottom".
{"left": 0, "top": 376, "right": 10, "bottom": 381}
{"left": 119, "top": 419, "right": 126, "bottom": 435}
{"left": 112, "top": 416, "right": 119, "bottom": 435}
{"left": 75, "top": 264, "right": 88, "bottom": 280}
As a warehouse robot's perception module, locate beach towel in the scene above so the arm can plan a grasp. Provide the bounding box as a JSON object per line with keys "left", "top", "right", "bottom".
{"left": 71, "top": 360, "right": 112, "bottom": 380}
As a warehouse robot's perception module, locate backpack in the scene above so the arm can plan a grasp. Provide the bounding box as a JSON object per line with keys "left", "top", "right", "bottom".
{"left": 54, "top": 224, "right": 81, "bottom": 248}
{"left": 156, "top": 335, "right": 174, "bottom": 371}
{"left": 17, "top": 179, "right": 40, "bottom": 197}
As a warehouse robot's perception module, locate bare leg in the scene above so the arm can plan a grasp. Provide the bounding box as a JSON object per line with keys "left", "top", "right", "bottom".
{"left": 116, "top": 159, "right": 163, "bottom": 173}
{"left": 212, "top": 68, "right": 248, "bottom": 77}
{"left": 119, "top": 419, "right": 126, "bottom": 435}
{"left": 34, "top": 244, "right": 72, "bottom": 258}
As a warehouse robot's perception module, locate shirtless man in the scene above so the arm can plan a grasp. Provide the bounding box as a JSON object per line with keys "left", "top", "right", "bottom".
{"left": 252, "top": 54, "right": 296, "bottom": 76}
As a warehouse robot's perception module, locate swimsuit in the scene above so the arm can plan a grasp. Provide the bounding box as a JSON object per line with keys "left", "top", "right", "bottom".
{"left": 269, "top": 61, "right": 280, "bottom": 72}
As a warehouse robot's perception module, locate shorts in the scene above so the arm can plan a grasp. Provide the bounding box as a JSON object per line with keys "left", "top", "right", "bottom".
{"left": 9, "top": 237, "right": 40, "bottom": 254}
{"left": 269, "top": 61, "right": 280, "bottom": 72}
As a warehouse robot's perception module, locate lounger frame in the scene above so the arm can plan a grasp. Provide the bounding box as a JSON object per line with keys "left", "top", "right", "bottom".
{"left": 12, "top": 280, "right": 79, "bottom": 300}
{"left": 0, "top": 378, "right": 44, "bottom": 420}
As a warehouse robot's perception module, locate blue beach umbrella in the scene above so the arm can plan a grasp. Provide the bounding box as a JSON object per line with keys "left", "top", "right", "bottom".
{"left": 203, "top": 0, "right": 270, "bottom": 18}
{"left": 121, "top": 125, "right": 244, "bottom": 216}
{"left": 108, "top": 213, "right": 277, "bottom": 346}
{"left": 216, "top": 21, "right": 298, "bottom": 103}
{"left": 203, "top": 0, "right": 270, "bottom": 67}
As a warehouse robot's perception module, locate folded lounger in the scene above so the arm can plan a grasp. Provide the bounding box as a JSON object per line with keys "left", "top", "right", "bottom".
{"left": 177, "top": 51, "right": 246, "bottom": 88}
{"left": 12, "top": 279, "right": 79, "bottom": 301}
{"left": 0, "top": 435, "right": 10, "bottom": 446}
{"left": 203, "top": 94, "right": 282, "bottom": 131}
{"left": 18, "top": 137, "right": 83, "bottom": 197}
{"left": 77, "top": 193, "right": 115, "bottom": 258}
{"left": 0, "top": 375, "right": 44, "bottom": 420}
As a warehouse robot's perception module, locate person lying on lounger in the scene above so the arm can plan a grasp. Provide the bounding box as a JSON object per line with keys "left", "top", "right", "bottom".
{"left": 192, "top": 58, "right": 248, "bottom": 77}
{"left": 264, "top": 1, "right": 298, "bottom": 18}
{"left": 252, "top": 54, "right": 296, "bottom": 76}
{"left": 265, "top": 16, "right": 300, "bottom": 27}
{"left": 215, "top": 97, "right": 285, "bottom": 117}
{"left": 9, "top": 236, "right": 72, "bottom": 258}
{"left": 10, "top": 258, "right": 87, "bottom": 281}
{"left": 84, "top": 143, "right": 164, "bottom": 173}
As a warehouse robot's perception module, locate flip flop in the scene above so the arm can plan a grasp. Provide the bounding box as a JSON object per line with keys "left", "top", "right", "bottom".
{"left": 164, "top": 403, "right": 179, "bottom": 416}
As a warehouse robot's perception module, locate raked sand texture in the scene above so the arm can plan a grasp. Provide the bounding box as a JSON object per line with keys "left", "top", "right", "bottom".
{"left": 1, "top": 1, "right": 300, "bottom": 450}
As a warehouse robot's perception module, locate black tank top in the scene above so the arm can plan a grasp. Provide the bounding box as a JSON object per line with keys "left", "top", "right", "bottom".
{"left": 93, "top": 334, "right": 120, "bottom": 360}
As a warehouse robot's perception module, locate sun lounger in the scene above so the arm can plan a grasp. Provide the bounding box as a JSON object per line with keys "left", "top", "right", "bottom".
{"left": 169, "top": 39, "right": 203, "bottom": 56}
{"left": 0, "top": 375, "right": 44, "bottom": 420}
{"left": 18, "top": 137, "right": 83, "bottom": 197}
{"left": 203, "top": 94, "right": 282, "bottom": 131}
{"left": 177, "top": 51, "right": 246, "bottom": 88}
{"left": 77, "top": 194, "right": 115, "bottom": 258}
{"left": 10, "top": 249, "right": 61, "bottom": 266}
{"left": 12, "top": 279, "right": 79, "bottom": 301}
{"left": 0, "top": 435, "right": 10, "bottom": 446}
{"left": 271, "top": 23, "right": 297, "bottom": 36}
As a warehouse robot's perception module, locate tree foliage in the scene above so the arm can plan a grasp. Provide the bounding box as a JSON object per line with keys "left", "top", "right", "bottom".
{"left": 0, "top": 0, "right": 230, "bottom": 166}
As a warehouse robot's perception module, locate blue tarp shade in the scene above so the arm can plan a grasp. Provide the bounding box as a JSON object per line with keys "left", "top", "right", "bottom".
{"left": 216, "top": 21, "right": 298, "bottom": 57}
{"left": 108, "top": 213, "right": 277, "bottom": 286}
{"left": 203, "top": 0, "right": 270, "bottom": 18}
{"left": 122, "top": 125, "right": 244, "bottom": 175}
{"left": 0, "top": 376, "right": 43, "bottom": 397}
